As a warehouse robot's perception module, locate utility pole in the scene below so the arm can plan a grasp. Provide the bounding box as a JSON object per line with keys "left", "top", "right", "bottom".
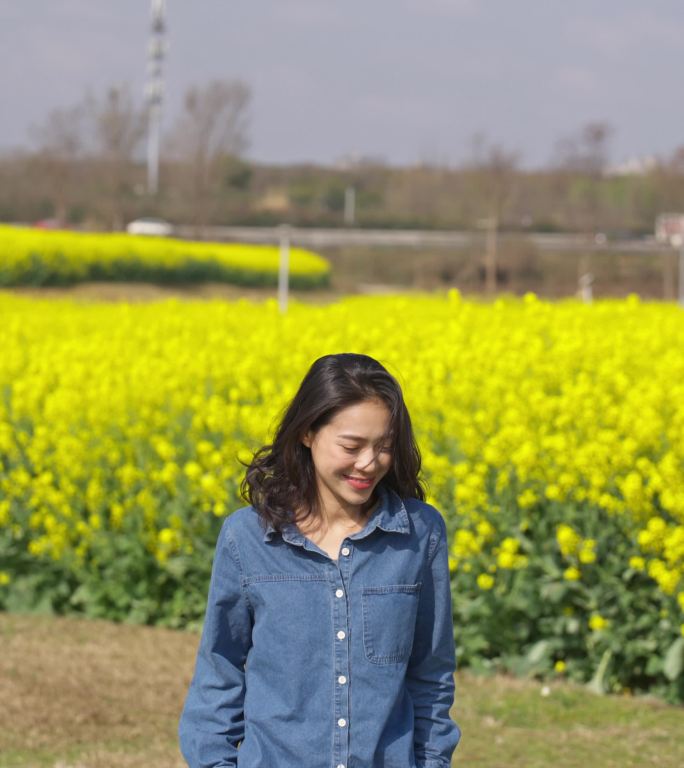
{"left": 578, "top": 272, "right": 594, "bottom": 303}
{"left": 673, "top": 234, "right": 684, "bottom": 307}
{"left": 278, "top": 224, "right": 291, "bottom": 313}
{"left": 146, "top": 0, "right": 166, "bottom": 195}
{"left": 477, "top": 216, "right": 498, "bottom": 294}
{"left": 344, "top": 186, "right": 356, "bottom": 226}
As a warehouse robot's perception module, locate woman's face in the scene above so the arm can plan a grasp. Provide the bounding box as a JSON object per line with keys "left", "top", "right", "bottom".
{"left": 302, "top": 397, "right": 393, "bottom": 517}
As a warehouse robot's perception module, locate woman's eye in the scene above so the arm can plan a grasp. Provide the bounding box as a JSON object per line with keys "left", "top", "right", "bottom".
{"left": 341, "top": 444, "right": 391, "bottom": 454}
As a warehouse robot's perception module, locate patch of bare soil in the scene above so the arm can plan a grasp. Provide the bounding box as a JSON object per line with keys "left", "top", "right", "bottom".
{"left": 0, "top": 611, "right": 199, "bottom": 767}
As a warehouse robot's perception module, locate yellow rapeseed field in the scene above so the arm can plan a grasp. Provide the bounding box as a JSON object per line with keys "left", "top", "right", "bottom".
{"left": 1, "top": 289, "right": 683, "bottom": 700}
{"left": 0, "top": 225, "right": 330, "bottom": 288}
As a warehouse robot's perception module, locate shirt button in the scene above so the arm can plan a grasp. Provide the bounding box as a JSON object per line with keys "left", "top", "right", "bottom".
{"left": 338, "top": 718, "right": 346, "bottom": 727}
{"left": 337, "top": 764, "right": 345, "bottom": 768}
{"left": 341, "top": 547, "right": 350, "bottom": 556}
{"left": 335, "top": 588, "right": 344, "bottom": 598}
{"left": 337, "top": 630, "right": 345, "bottom": 640}
{"left": 338, "top": 675, "right": 347, "bottom": 684}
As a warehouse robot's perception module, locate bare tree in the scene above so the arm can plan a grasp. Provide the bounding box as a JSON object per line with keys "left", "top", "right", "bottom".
{"left": 166, "top": 79, "right": 251, "bottom": 231}
{"left": 463, "top": 134, "right": 520, "bottom": 293}
{"left": 665, "top": 145, "right": 684, "bottom": 175}
{"left": 88, "top": 85, "right": 146, "bottom": 163}
{"left": 554, "top": 121, "right": 613, "bottom": 176}
{"left": 85, "top": 84, "right": 147, "bottom": 229}
{"left": 552, "top": 121, "right": 613, "bottom": 232}
{"left": 28, "top": 85, "right": 146, "bottom": 228}
{"left": 29, "top": 103, "right": 87, "bottom": 223}
{"left": 552, "top": 121, "right": 614, "bottom": 289}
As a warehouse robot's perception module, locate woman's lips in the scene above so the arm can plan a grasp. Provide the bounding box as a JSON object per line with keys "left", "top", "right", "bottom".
{"left": 344, "top": 475, "right": 373, "bottom": 490}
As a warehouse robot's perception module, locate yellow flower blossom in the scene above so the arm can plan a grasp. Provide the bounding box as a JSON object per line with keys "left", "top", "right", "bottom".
{"left": 557, "top": 524, "right": 581, "bottom": 557}
{"left": 589, "top": 614, "right": 609, "bottom": 631}
{"left": 578, "top": 540, "right": 597, "bottom": 564}
{"left": 477, "top": 573, "right": 495, "bottom": 590}
{"left": 1, "top": 288, "right": 684, "bottom": 680}
{"left": 564, "top": 566, "right": 581, "bottom": 581}
{"left": 517, "top": 488, "right": 538, "bottom": 509}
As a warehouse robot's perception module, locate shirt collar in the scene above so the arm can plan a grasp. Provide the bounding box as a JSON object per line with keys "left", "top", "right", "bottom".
{"left": 261, "top": 481, "right": 411, "bottom": 543}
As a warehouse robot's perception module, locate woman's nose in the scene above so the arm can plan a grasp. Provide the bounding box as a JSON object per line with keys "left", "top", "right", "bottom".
{"left": 354, "top": 448, "right": 379, "bottom": 471}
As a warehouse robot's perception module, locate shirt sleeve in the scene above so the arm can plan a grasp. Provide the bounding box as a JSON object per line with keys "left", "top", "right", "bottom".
{"left": 405, "top": 513, "right": 462, "bottom": 768}
{"left": 178, "top": 517, "right": 253, "bottom": 768}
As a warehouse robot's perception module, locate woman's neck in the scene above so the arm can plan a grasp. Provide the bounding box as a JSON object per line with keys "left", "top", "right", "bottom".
{"left": 295, "top": 490, "right": 379, "bottom": 533}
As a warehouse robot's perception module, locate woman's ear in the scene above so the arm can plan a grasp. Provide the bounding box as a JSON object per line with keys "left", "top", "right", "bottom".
{"left": 301, "top": 430, "right": 312, "bottom": 448}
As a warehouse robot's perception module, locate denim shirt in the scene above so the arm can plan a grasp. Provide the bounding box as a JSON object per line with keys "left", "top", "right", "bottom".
{"left": 178, "top": 482, "right": 461, "bottom": 768}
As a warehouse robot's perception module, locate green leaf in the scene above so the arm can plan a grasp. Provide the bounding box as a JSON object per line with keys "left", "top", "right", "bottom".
{"left": 526, "top": 639, "right": 551, "bottom": 666}
{"left": 163, "top": 556, "right": 190, "bottom": 579}
{"left": 587, "top": 649, "right": 612, "bottom": 695}
{"left": 69, "top": 583, "right": 93, "bottom": 608}
{"left": 645, "top": 655, "right": 663, "bottom": 676}
{"left": 663, "top": 637, "right": 684, "bottom": 682}
{"left": 540, "top": 581, "right": 567, "bottom": 603}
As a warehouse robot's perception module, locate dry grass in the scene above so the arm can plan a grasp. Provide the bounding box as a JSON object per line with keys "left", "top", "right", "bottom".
{"left": 0, "top": 612, "right": 192, "bottom": 768}
{"left": 1, "top": 611, "right": 682, "bottom": 768}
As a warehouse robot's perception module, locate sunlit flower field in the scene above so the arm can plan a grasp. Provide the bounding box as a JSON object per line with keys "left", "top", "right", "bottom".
{"left": 1, "top": 290, "right": 683, "bottom": 701}
{"left": 0, "top": 225, "right": 330, "bottom": 288}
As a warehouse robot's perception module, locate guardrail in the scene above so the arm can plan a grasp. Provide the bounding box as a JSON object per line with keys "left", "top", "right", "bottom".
{"left": 173, "top": 225, "right": 671, "bottom": 253}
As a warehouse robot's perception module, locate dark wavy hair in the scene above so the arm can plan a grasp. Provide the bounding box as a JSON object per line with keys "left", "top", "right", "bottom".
{"left": 239, "top": 352, "right": 426, "bottom": 534}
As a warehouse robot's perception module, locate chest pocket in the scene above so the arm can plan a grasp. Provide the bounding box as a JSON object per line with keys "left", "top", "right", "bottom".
{"left": 361, "top": 582, "right": 422, "bottom": 664}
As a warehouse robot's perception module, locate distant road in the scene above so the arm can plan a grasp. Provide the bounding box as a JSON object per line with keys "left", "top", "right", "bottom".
{"left": 174, "top": 225, "right": 672, "bottom": 254}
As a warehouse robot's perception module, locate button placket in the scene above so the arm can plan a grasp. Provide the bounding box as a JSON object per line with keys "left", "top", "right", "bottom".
{"left": 333, "top": 541, "right": 352, "bottom": 767}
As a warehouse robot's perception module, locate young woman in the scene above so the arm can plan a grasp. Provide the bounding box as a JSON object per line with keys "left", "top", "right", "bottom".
{"left": 178, "top": 352, "right": 461, "bottom": 768}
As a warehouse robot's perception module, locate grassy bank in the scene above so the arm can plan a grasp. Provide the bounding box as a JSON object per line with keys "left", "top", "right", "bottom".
{"left": 0, "top": 611, "right": 681, "bottom": 768}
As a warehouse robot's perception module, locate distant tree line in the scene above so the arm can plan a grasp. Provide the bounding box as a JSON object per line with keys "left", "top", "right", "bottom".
{"left": 1, "top": 79, "right": 683, "bottom": 237}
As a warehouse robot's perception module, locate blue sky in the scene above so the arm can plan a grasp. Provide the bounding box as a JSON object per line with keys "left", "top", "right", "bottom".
{"left": 1, "top": 0, "right": 682, "bottom": 168}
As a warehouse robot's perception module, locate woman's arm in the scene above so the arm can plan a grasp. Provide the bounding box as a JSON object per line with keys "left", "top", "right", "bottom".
{"left": 178, "top": 518, "right": 253, "bottom": 768}
{"left": 406, "top": 513, "right": 462, "bottom": 768}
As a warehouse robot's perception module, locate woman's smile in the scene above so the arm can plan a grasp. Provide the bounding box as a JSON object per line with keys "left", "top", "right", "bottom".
{"left": 343, "top": 474, "right": 374, "bottom": 490}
